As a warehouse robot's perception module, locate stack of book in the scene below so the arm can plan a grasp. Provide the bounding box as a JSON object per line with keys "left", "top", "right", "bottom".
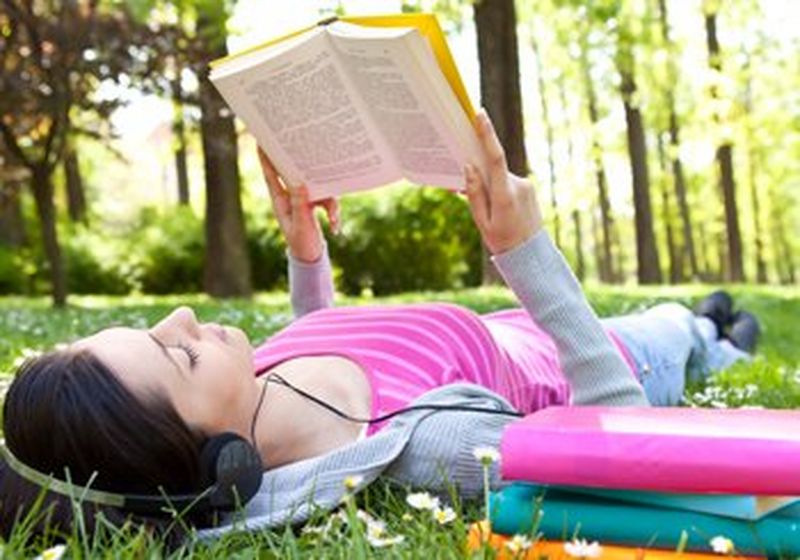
{"left": 466, "top": 520, "right": 762, "bottom": 559}
{"left": 481, "top": 406, "right": 800, "bottom": 557}
{"left": 480, "top": 484, "right": 799, "bottom": 557}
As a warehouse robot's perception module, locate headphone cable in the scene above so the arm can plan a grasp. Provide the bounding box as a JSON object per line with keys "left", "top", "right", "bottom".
{"left": 249, "top": 378, "right": 271, "bottom": 453}
{"left": 264, "top": 372, "right": 523, "bottom": 424}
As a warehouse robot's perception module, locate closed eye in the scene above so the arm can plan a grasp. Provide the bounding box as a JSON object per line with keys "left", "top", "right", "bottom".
{"left": 176, "top": 342, "right": 200, "bottom": 368}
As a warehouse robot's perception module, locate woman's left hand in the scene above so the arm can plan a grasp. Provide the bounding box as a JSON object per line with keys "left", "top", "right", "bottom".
{"left": 463, "top": 110, "right": 543, "bottom": 255}
{"left": 258, "top": 148, "right": 339, "bottom": 263}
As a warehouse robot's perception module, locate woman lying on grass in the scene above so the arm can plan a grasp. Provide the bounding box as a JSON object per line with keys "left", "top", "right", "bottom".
{"left": 0, "top": 112, "right": 760, "bottom": 541}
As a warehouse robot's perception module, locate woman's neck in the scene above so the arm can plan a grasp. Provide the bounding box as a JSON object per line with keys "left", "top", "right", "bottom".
{"left": 252, "top": 357, "right": 372, "bottom": 468}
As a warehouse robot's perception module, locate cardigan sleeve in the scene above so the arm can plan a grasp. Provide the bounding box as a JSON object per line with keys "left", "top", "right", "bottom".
{"left": 492, "top": 230, "right": 648, "bottom": 407}
{"left": 288, "top": 242, "right": 335, "bottom": 318}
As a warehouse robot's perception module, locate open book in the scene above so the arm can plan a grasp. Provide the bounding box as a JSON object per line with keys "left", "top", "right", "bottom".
{"left": 209, "top": 14, "right": 485, "bottom": 201}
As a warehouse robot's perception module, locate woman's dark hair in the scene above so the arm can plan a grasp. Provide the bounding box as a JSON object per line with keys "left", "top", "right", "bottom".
{"left": 0, "top": 349, "right": 213, "bottom": 544}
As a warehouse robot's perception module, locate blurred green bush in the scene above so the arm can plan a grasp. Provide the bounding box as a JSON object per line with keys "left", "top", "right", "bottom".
{"left": 0, "top": 245, "right": 31, "bottom": 294}
{"left": 65, "top": 227, "right": 134, "bottom": 295}
{"left": 329, "top": 187, "right": 481, "bottom": 296}
{"left": 247, "top": 205, "right": 289, "bottom": 291}
{"left": 2, "top": 187, "right": 481, "bottom": 296}
{"left": 129, "top": 206, "right": 205, "bottom": 294}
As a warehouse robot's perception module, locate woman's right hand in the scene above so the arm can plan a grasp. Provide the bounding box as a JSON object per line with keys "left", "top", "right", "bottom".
{"left": 463, "top": 111, "right": 543, "bottom": 255}
{"left": 257, "top": 148, "right": 339, "bottom": 263}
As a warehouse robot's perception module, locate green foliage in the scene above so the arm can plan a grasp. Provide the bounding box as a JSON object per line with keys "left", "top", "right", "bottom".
{"left": 64, "top": 226, "right": 135, "bottom": 295}
{"left": 0, "top": 245, "right": 31, "bottom": 294}
{"left": 2, "top": 187, "right": 484, "bottom": 297}
{"left": 329, "top": 186, "right": 481, "bottom": 296}
{"left": 129, "top": 206, "right": 205, "bottom": 294}
{"left": 246, "top": 206, "right": 289, "bottom": 291}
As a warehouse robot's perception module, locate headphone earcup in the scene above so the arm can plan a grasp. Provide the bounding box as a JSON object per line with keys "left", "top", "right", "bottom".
{"left": 198, "top": 432, "right": 264, "bottom": 511}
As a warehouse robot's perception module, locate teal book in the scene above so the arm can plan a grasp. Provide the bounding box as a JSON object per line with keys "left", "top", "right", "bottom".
{"left": 551, "top": 486, "right": 800, "bottom": 520}
{"left": 490, "top": 484, "right": 800, "bottom": 557}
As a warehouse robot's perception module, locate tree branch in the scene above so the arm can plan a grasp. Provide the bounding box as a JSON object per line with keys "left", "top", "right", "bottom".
{"left": 0, "top": 118, "right": 33, "bottom": 169}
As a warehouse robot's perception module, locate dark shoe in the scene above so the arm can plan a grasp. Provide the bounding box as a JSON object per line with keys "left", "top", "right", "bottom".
{"left": 694, "top": 290, "right": 734, "bottom": 338}
{"left": 727, "top": 310, "right": 761, "bottom": 353}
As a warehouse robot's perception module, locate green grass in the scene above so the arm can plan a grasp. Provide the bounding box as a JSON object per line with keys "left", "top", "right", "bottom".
{"left": 0, "top": 284, "right": 798, "bottom": 558}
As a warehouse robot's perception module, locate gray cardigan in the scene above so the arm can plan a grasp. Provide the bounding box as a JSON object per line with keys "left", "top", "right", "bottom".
{"left": 197, "top": 230, "right": 647, "bottom": 538}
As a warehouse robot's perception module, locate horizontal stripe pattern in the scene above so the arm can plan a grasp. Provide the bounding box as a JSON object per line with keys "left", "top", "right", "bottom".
{"left": 252, "top": 303, "right": 634, "bottom": 435}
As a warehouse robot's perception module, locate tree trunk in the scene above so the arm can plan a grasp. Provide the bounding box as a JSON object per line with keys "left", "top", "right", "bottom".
{"left": 530, "top": 31, "right": 560, "bottom": 248}
{"left": 705, "top": 12, "right": 744, "bottom": 282}
{"left": 611, "top": 221, "right": 627, "bottom": 282}
{"left": 771, "top": 197, "right": 796, "bottom": 285}
{"left": 742, "top": 67, "right": 768, "bottom": 283}
{"left": 618, "top": 53, "right": 662, "bottom": 284}
{"left": 590, "top": 208, "right": 601, "bottom": 280}
{"left": 578, "top": 34, "right": 615, "bottom": 283}
{"left": 572, "top": 209, "right": 586, "bottom": 282}
{"left": 31, "top": 165, "right": 66, "bottom": 306}
{"left": 0, "top": 182, "right": 27, "bottom": 246}
{"left": 656, "top": 133, "right": 681, "bottom": 283}
{"left": 697, "top": 219, "right": 711, "bottom": 280}
{"left": 716, "top": 229, "right": 727, "bottom": 283}
{"left": 474, "top": 0, "right": 527, "bottom": 285}
{"left": 172, "top": 77, "right": 191, "bottom": 206}
{"left": 198, "top": 42, "right": 252, "bottom": 298}
{"left": 64, "top": 148, "right": 87, "bottom": 223}
{"left": 748, "top": 150, "right": 767, "bottom": 284}
{"left": 658, "top": 0, "right": 698, "bottom": 280}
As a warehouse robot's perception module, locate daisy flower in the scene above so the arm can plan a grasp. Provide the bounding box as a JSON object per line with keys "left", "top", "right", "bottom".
{"left": 505, "top": 534, "right": 533, "bottom": 554}
{"left": 432, "top": 506, "right": 457, "bottom": 525}
{"left": 473, "top": 446, "right": 500, "bottom": 466}
{"left": 342, "top": 475, "right": 363, "bottom": 492}
{"left": 564, "top": 538, "right": 602, "bottom": 558}
{"left": 406, "top": 491, "right": 440, "bottom": 511}
{"left": 710, "top": 536, "right": 736, "bottom": 555}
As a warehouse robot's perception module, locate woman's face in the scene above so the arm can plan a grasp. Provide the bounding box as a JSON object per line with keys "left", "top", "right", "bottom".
{"left": 74, "top": 306, "right": 257, "bottom": 435}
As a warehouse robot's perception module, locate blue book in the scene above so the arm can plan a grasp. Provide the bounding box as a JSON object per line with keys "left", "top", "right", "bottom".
{"left": 490, "top": 484, "right": 800, "bottom": 557}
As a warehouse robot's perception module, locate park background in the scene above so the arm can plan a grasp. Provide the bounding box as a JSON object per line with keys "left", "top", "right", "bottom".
{"left": 1, "top": 0, "right": 798, "bottom": 308}
{"left": 1, "top": 0, "right": 800, "bottom": 556}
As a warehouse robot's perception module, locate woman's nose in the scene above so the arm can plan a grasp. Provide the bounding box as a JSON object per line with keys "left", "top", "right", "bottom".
{"left": 151, "top": 306, "right": 202, "bottom": 339}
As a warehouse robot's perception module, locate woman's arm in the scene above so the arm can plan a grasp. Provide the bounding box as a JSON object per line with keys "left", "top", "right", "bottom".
{"left": 464, "top": 112, "right": 647, "bottom": 406}
{"left": 258, "top": 149, "right": 338, "bottom": 318}
{"left": 493, "top": 232, "right": 647, "bottom": 406}
{"left": 287, "top": 244, "right": 335, "bottom": 318}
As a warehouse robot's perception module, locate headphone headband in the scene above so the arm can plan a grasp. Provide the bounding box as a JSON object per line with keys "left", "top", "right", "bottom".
{"left": 1, "top": 443, "right": 125, "bottom": 508}
{"left": 0, "top": 434, "right": 263, "bottom": 516}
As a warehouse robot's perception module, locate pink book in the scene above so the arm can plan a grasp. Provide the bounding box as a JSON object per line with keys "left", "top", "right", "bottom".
{"left": 500, "top": 406, "right": 800, "bottom": 495}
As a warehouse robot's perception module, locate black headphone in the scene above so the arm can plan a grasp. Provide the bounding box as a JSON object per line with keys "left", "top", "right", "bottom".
{"left": 0, "top": 432, "right": 264, "bottom": 516}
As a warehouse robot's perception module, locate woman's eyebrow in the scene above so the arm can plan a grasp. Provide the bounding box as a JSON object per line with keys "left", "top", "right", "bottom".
{"left": 147, "top": 333, "right": 185, "bottom": 377}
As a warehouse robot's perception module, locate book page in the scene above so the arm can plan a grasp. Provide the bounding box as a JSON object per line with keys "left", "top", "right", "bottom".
{"left": 210, "top": 29, "right": 400, "bottom": 200}
{"left": 404, "top": 32, "right": 486, "bottom": 180}
{"left": 329, "top": 25, "right": 481, "bottom": 191}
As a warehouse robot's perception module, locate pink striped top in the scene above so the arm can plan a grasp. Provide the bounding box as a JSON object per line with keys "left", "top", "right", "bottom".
{"left": 252, "top": 303, "right": 635, "bottom": 436}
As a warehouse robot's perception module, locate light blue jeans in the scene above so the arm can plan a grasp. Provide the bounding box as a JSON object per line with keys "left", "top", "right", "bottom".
{"left": 601, "top": 303, "right": 751, "bottom": 406}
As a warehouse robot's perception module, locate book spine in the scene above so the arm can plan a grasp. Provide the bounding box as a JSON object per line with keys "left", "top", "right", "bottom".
{"left": 500, "top": 427, "right": 800, "bottom": 494}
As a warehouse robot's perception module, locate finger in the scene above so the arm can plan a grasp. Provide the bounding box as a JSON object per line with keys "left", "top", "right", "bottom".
{"left": 476, "top": 110, "right": 512, "bottom": 204}
{"left": 318, "top": 197, "right": 340, "bottom": 234}
{"left": 463, "top": 164, "right": 489, "bottom": 228}
{"left": 290, "top": 185, "right": 312, "bottom": 218}
{"left": 258, "top": 148, "right": 291, "bottom": 215}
